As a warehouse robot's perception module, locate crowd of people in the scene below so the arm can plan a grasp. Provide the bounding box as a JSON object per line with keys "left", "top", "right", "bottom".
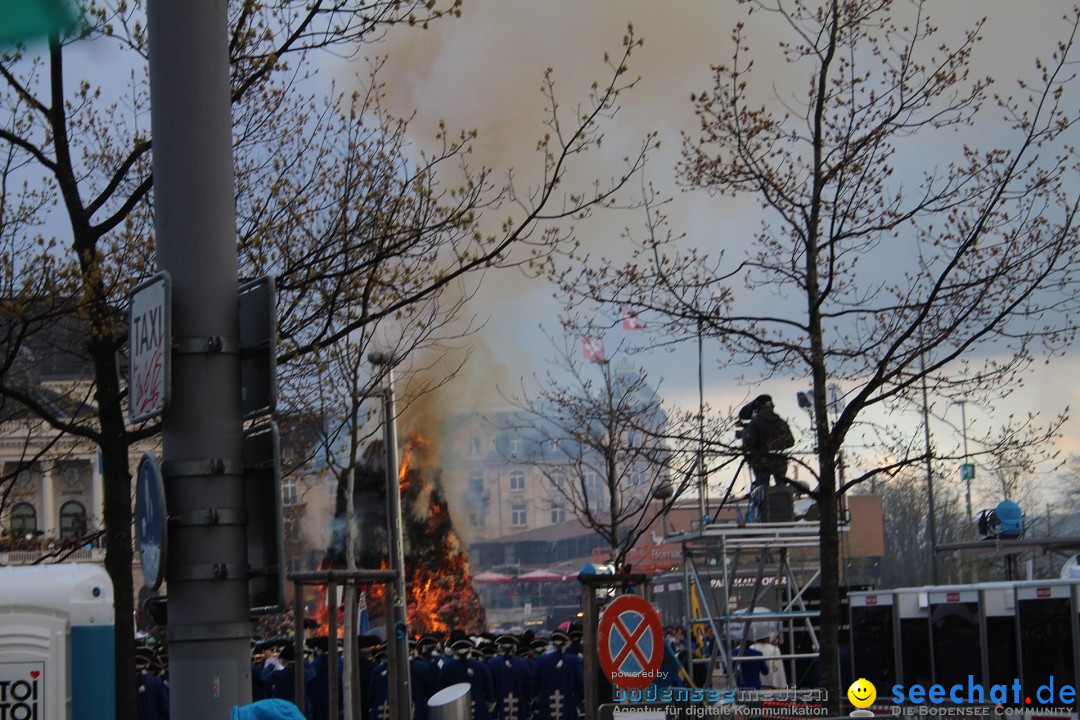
{"left": 135, "top": 624, "right": 596, "bottom": 720}
{"left": 134, "top": 616, "right": 796, "bottom": 720}
{"left": 0, "top": 530, "right": 104, "bottom": 553}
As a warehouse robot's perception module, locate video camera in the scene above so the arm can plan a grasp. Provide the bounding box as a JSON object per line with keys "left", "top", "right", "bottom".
{"left": 734, "top": 400, "right": 756, "bottom": 440}
{"left": 734, "top": 419, "right": 748, "bottom": 440}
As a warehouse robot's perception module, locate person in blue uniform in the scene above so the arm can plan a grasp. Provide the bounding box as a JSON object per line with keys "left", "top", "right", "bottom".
{"left": 411, "top": 637, "right": 437, "bottom": 720}
{"left": 251, "top": 641, "right": 273, "bottom": 702}
{"left": 533, "top": 630, "right": 583, "bottom": 720}
{"left": 261, "top": 643, "right": 315, "bottom": 716}
{"left": 731, "top": 645, "right": 768, "bottom": 689}
{"left": 437, "top": 637, "right": 495, "bottom": 720}
{"left": 566, "top": 624, "right": 584, "bottom": 657}
{"left": 368, "top": 649, "right": 391, "bottom": 720}
{"left": 306, "top": 636, "right": 344, "bottom": 720}
{"left": 416, "top": 634, "right": 443, "bottom": 679}
{"left": 136, "top": 646, "right": 170, "bottom": 720}
{"left": 487, "top": 635, "right": 534, "bottom": 720}
{"left": 357, "top": 636, "right": 381, "bottom": 720}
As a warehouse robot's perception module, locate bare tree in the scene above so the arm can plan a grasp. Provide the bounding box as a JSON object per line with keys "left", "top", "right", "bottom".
{"left": 0, "top": 5, "right": 653, "bottom": 713}
{"left": 558, "top": 1, "right": 1079, "bottom": 706}
{"left": 979, "top": 437, "right": 1045, "bottom": 512}
{"left": 503, "top": 334, "right": 698, "bottom": 570}
{"left": 1055, "top": 454, "right": 1080, "bottom": 511}
{"left": 878, "top": 471, "right": 966, "bottom": 587}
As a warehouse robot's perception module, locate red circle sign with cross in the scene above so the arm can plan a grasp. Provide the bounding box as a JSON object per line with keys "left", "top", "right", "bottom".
{"left": 597, "top": 594, "right": 665, "bottom": 690}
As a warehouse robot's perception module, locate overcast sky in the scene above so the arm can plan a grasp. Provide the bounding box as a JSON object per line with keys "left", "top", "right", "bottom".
{"left": 325, "top": 1, "right": 1080, "bottom": 500}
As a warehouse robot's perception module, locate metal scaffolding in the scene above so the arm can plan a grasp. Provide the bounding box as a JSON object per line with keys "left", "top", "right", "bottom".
{"left": 667, "top": 519, "right": 848, "bottom": 689}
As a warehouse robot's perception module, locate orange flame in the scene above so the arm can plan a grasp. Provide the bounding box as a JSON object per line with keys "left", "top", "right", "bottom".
{"left": 310, "top": 559, "right": 345, "bottom": 638}
{"left": 362, "top": 432, "right": 485, "bottom": 636}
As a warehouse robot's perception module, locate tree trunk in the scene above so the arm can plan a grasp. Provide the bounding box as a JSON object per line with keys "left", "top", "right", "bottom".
{"left": 97, "top": 393, "right": 136, "bottom": 718}
{"left": 816, "top": 460, "right": 841, "bottom": 713}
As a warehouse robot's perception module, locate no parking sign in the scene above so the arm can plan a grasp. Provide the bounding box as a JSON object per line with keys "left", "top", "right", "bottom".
{"left": 597, "top": 594, "right": 665, "bottom": 690}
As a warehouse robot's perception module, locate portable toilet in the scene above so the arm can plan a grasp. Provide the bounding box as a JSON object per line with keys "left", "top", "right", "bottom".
{"left": 977, "top": 582, "right": 1017, "bottom": 688}
{"left": 893, "top": 587, "right": 932, "bottom": 687}
{"left": 0, "top": 563, "right": 115, "bottom": 720}
{"left": 1014, "top": 579, "right": 1079, "bottom": 701}
{"left": 927, "top": 586, "right": 981, "bottom": 688}
{"left": 848, "top": 590, "right": 896, "bottom": 690}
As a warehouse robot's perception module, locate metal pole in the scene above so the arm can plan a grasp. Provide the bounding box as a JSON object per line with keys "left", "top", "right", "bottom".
{"left": 344, "top": 463, "right": 357, "bottom": 720}
{"left": 582, "top": 587, "right": 599, "bottom": 720}
{"left": 372, "top": 355, "right": 412, "bottom": 720}
{"left": 697, "top": 317, "right": 707, "bottom": 525}
{"left": 957, "top": 399, "right": 972, "bottom": 520}
{"left": 294, "top": 585, "right": 307, "bottom": 710}
{"left": 329, "top": 580, "right": 339, "bottom": 719}
{"left": 146, "top": 0, "right": 250, "bottom": 715}
{"left": 919, "top": 349, "right": 939, "bottom": 585}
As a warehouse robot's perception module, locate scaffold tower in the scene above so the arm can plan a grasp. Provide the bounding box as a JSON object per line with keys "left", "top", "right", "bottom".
{"left": 666, "top": 517, "right": 849, "bottom": 690}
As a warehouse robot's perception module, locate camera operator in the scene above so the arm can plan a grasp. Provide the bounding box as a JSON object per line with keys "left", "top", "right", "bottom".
{"left": 737, "top": 395, "right": 795, "bottom": 521}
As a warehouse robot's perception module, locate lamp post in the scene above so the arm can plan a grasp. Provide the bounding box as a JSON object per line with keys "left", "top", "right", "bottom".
{"left": 918, "top": 344, "right": 939, "bottom": 585}
{"left": 954, "top": 399, "right": 973, "bottom": 520}
{"left": 697, "top": 316, "right": 707, "bottom": 526}
{"left": 796, "top": 385, "right": 845, "bottom": 488}
{"left": 369, "top": 352, "right": 412, "bottom": 720}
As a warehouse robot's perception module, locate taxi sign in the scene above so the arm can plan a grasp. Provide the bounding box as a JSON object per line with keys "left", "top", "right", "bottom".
{"left": 128, "top": 272, "right": 171, "bottom": 421}
{"left": 597, "top": 594, "right": 664, "bottom": 690}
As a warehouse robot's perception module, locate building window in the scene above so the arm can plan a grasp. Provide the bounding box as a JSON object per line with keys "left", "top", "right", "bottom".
{"left": 550, "top": 472, "right": 565, "bottom": 490}
{"left": 584, "top": 469, "right": 603, "bottom": 499}
{"left": 469, "top": 436, "right": 483, "bottom": 455}
{"left": 509, "top": 437, "right": 522, "bottom": 456}
{"left": 469, "top": 472, "right": 484, "bottom": 495}
{"left": 511, "top": 503, "right": 527, "bottom": 527}
{"left": 509, "top": 470, "right": 526, "bottom": 492}
{"left": 10, "top": 502, "right": 36, "bottom": 536}
{"left": 550, "top": 505, "right": 566, "bottom": 524}
{"left": 282, "top": 477, "right": 300, "bottom": 506}
{"left": 469, "top": 512, "right": 486, "bottom": 528}
{"left": 59, "top": 501, "right": 87, "bottom": 539}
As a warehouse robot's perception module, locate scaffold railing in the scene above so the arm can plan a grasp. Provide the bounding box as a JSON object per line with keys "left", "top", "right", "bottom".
{"left": 666, "top": 517, "right": 849, "bottom": 690}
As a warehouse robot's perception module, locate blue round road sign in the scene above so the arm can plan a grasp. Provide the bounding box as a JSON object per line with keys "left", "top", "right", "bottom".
{"left": 597, "top": 594, "right": 664, "bottom": 690}
{"left": 136, "top": 452, "right": 167, "bottom": 590}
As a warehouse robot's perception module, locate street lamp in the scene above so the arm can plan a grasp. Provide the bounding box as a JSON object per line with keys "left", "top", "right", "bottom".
{"left": 369, "top": 351, "right": 412, "bottom": 720}
{"left": 954, "top": 399, "right": 973, "bottom": 520}
{"left": 796, "top": 386, "right": 844, "bottom": 487}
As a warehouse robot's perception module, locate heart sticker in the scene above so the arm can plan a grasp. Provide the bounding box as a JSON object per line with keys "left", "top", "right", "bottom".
{"left": 30, "top": 670, "right": 40, "bottom": 679}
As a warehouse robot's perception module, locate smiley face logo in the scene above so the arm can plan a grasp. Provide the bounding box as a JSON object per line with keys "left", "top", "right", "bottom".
{"left": 848, "top": 678, "right": 877, "bottom": 709}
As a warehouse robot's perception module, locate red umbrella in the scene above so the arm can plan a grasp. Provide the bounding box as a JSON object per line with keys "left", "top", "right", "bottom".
{"left": 516, "top": 569, "right": 565, "bottom": 582}
{"left": 473, "top": 570, "right": 514, "bottom": 584}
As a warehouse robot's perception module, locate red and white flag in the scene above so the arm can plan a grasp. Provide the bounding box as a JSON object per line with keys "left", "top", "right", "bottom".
{"left": 582, "top": 336, "right": 606, "bottom": 362}
{"left": 621, "top": 305, "right": 644, "bottom": 331}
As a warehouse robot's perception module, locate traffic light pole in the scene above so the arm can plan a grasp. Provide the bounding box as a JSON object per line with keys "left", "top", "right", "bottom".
{"left": 146, "top": 1, "right": 251, "bottom": 715}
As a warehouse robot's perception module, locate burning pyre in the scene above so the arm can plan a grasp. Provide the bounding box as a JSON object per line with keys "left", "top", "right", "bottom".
{"left": 324, "top": 434, "right": 486, "bottom": 636}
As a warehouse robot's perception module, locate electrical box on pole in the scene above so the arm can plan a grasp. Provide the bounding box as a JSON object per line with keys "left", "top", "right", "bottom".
{"left": 243, "top": 422, "right": 285, "bottom": 610}
{"left": 238, "top": 276, "right": 277, "bottom": 419}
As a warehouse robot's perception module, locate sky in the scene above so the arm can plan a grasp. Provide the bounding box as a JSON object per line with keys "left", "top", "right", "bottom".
{"left": 326, "top": 1, "right": 1080, "bottom": 507}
